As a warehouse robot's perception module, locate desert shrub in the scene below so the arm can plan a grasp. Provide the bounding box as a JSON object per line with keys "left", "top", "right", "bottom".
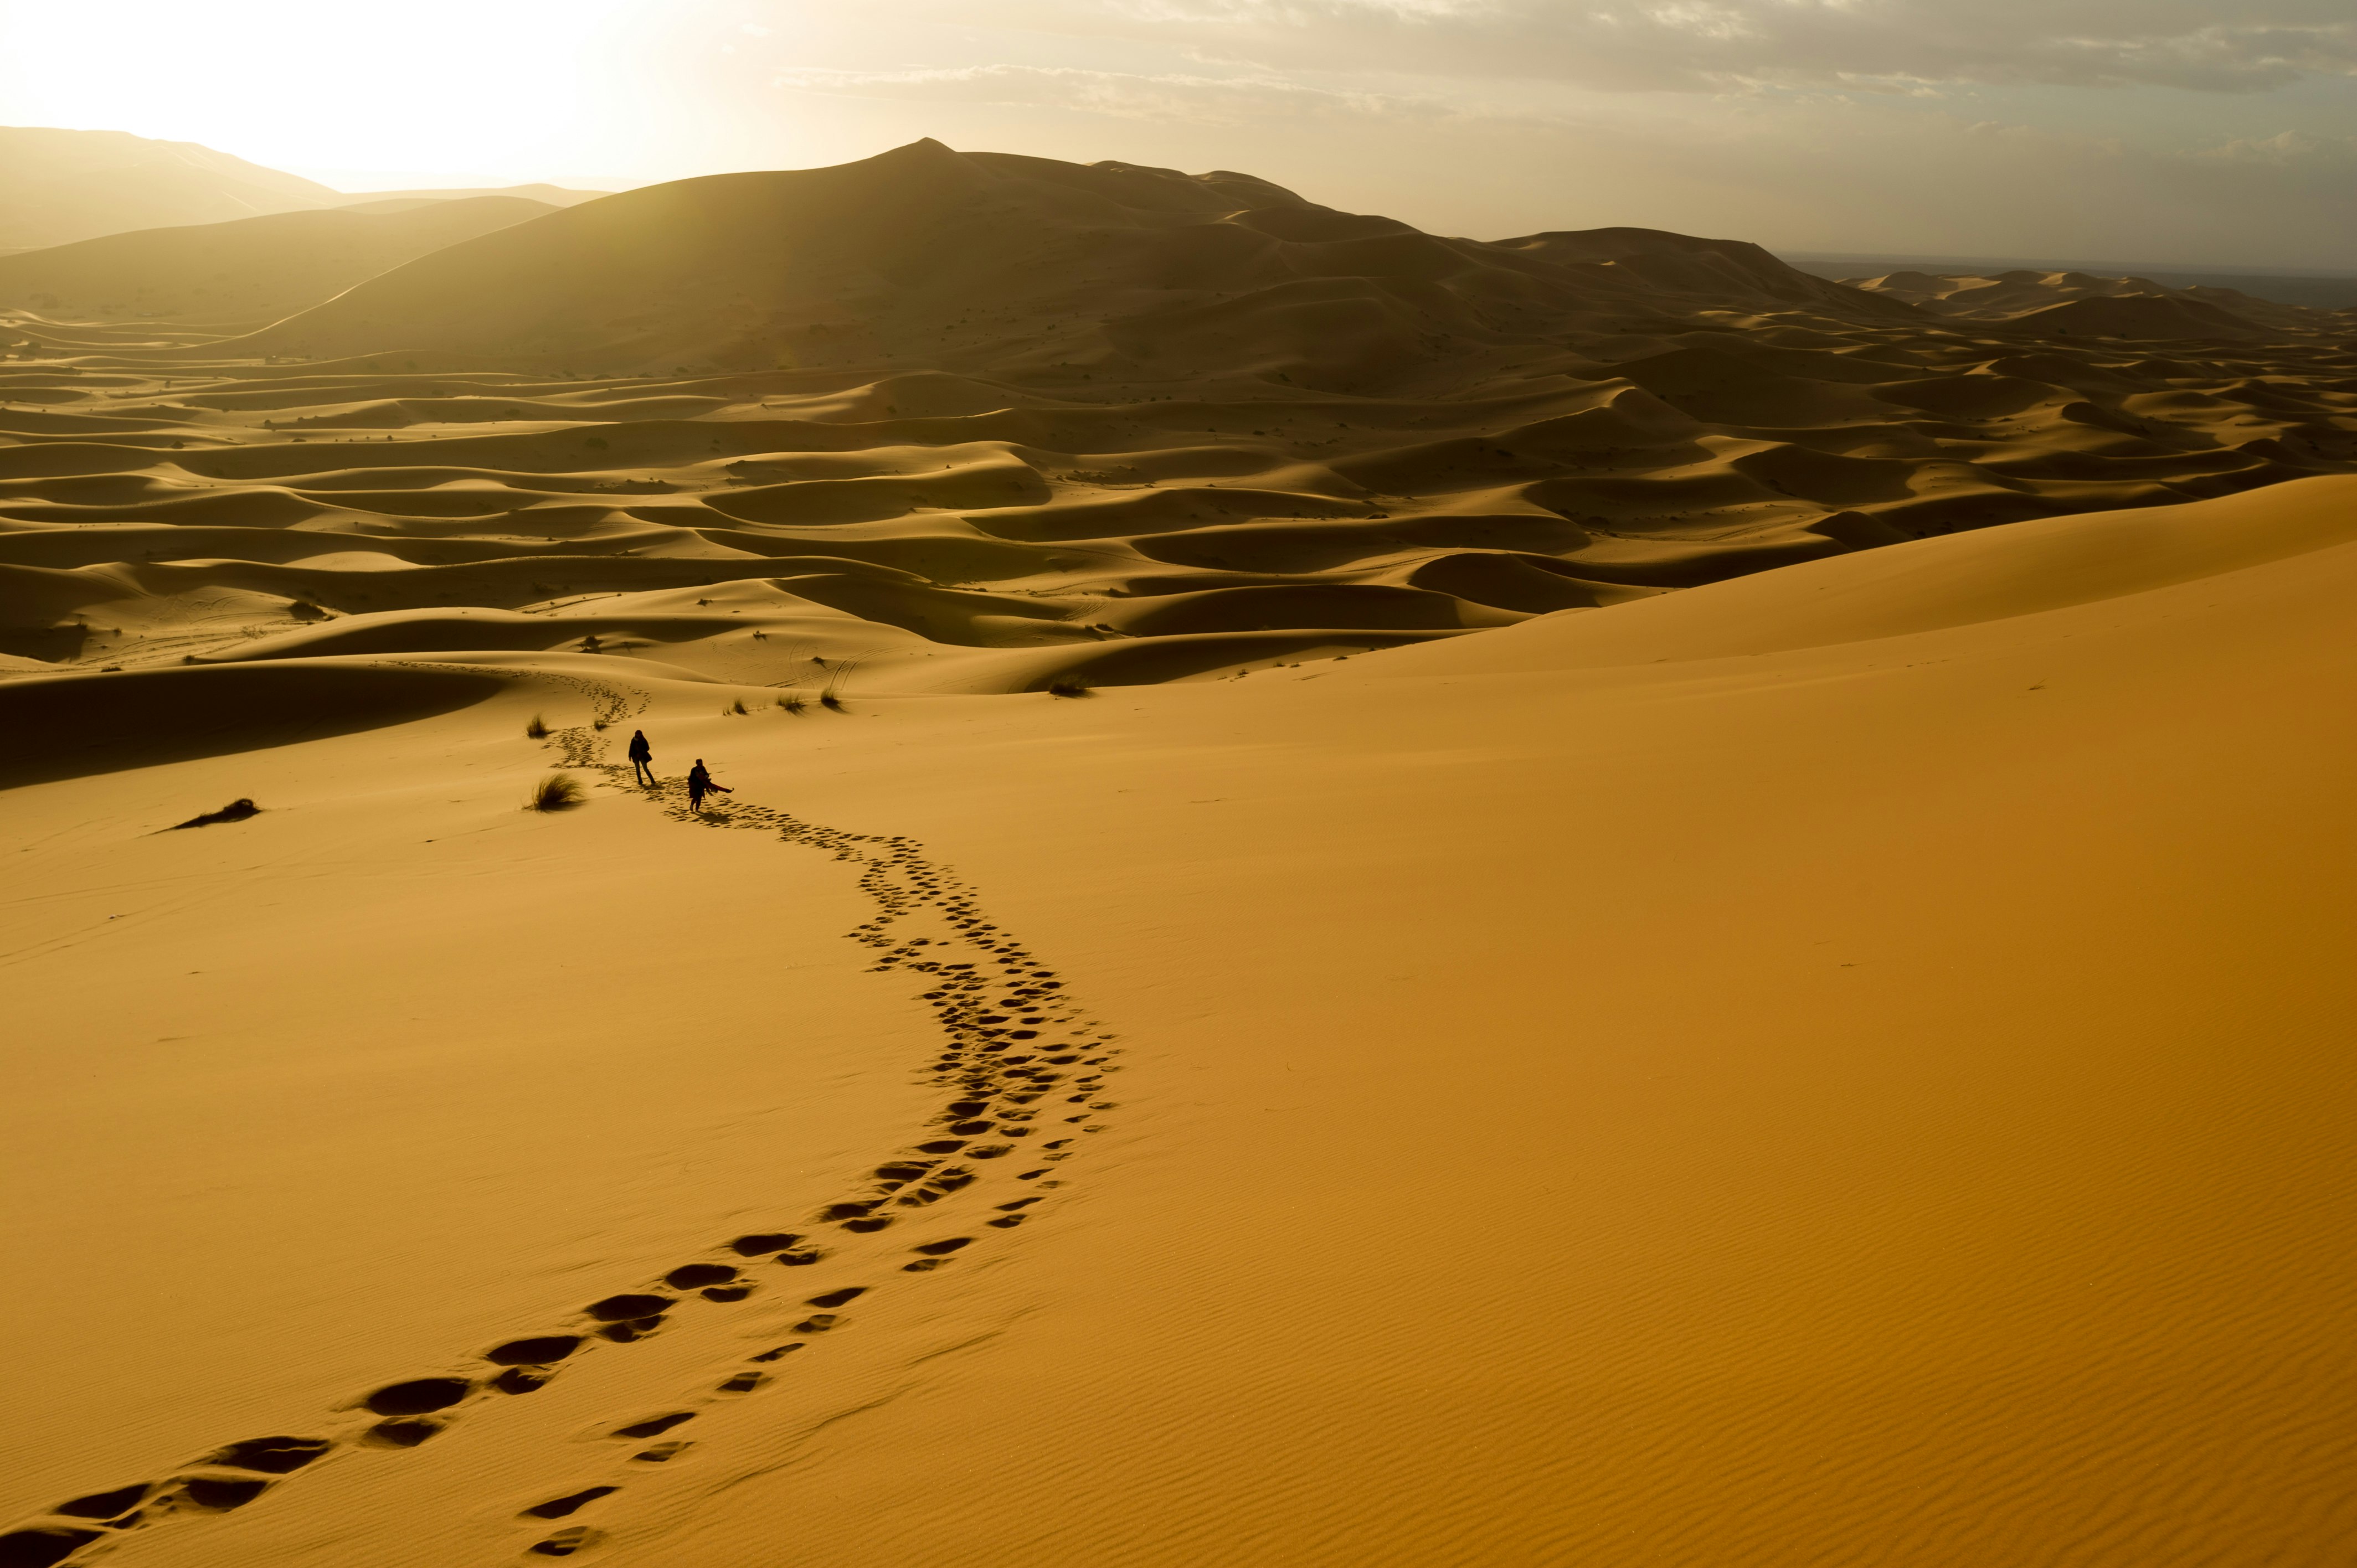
{"left": 527, "top": 773, "right": 583, "bottom": 812}
{"left": 524, "top": 714, "right": 549, "bottom": 739}
{"left": 171, "top": 798, "right": 260, "bottom": 831}
{"left": 1047, "top": 679, "right": 1092, "bottom": 698}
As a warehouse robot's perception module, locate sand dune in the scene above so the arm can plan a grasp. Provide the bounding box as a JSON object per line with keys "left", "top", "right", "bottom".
{"left": 7, "top": 477, "right": 2356, "bottom": 1566}
{"left": 1845, "top": 265, "right": 2351, "bottom": 339}
{"left": 336, "top": 185, "right": 611, "bottom": 215}
{"left": 0, "top": 198, "right": 557, "bottom": 331}
{"left": 0, "top": 127, "right": 346, "bottom": 252}
{"left": 4, "top": 143, "right": 2352, "bottom": 698}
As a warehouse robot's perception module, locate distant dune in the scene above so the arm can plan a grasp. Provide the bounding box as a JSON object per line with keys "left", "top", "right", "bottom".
{"left": 0, "top": 126, "right": 346, "bottom": 251}
{"left": 1840, "top": 265, "right": 2351, "bottom": 339}
{"left": 0, "top": 198, "right": 558, "bottom": 329}
{"left": 2, "top": 140, "right": 2349, "bottom": 698}
{"left": 336, "top": 184, "right": 614, "bottom": 215}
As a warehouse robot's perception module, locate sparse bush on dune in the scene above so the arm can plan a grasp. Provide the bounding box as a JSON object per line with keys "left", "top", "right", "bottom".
{"left": 527, "top": 773, "right": 583, "bottom": 812}
{"left": 171, "top": 798, "right": 260, "bottom": 830}
{"left": 1047, "top": 679, "right": 1093, "bottom": 698}
{"left": 524, "top": 714, "right": 548, "bottom": 739}
{"left": 729, "top": 698, "right": 749, "bottom": 715}
{"left": 778, "top": 693, "right": 806, "bottom": 714}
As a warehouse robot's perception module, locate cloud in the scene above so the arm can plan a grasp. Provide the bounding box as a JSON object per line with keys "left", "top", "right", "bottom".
{"left": 2192, "top": 128, "right": 2356, "bottom": 163}
{"left": 905, "top": 1, "right": 2357, "bottom": 94}
{"left": 775, "top": 63, "right": 1447, "bottom": 125}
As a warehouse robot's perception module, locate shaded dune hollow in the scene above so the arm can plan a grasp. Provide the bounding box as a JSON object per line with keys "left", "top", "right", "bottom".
{"left": 4, "top": 138, "right": 2354, "bottom": 697}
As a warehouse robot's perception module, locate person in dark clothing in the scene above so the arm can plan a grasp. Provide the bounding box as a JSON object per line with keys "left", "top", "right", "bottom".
{"left": 627, "top": 729, "right": 655, "bottom": 786}
{"left": 686, "top": 759, "right": 731, "bottom": 813}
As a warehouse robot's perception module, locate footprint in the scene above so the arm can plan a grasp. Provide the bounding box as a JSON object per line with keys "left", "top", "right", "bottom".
{"left": 610, "top": 1412, "right": 695, "bottom": 1440}
{"left": 717, "top": 1372, "right": 766, "bottom": 1394}
{"left": 729, "top": 1232, "right": 801, "bottom": 1256}
{"left": 364, "top": 1419, "right": 442, "bottom": 1448}
{"left": 805, "top": 1287, "right": 867, "bottom": 1308}
{"left": 789, "top": 1314, "right": 840, "bottom": 1335}
{"left": 817, "top": 1201, "right": 879, "bottom": 1222}
{"left": 662, "top": 1264, "right": 737, "bottom": 1290}
{"left": 527, "top": 1525, "right": 603, "bottom": 1556}
{"left": 487, "top": 1337, "right": 583, "bottom": 1366}
{"left": 48, "top": 1483, "right": 150, "bottom": 1521}
{"left": 206, "top": 1437, "right": 331, "bottom": 1475}
{"left": 747, "top": 1344, "right": 804, "bottom": 1364}
{"left": 629, "top": 1443, "right": 691, "bottom": 1464}
{"left": 912, "top": 1238, "right": 971, "bottom": 1256}
{"left": 585, "top": 1294, "right": 673, "bottom": 1322}
{"left": 365, "top": 1378, "right": 471, "bottom": 1417}
{"left": 0, "top": 1528, "right": 102, "bottom": 1567}
{"left": 178, "top": 1477, "right": 269, "bottom": 1511}
{"left": 521, "top": 1487, "right": 617, "bottom": 1520}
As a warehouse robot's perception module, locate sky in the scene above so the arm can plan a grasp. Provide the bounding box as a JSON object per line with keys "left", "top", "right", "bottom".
{"left": 2, "top": 0, "right": 2353, "bottom": 267}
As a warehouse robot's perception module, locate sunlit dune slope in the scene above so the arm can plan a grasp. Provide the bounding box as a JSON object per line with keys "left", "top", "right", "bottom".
{"left": 3, "top": 141, "right": 2353, "bottom": 696}
{"left": 0, "top": 198, "right": 558, "bottom": 328}
{"left": 5, "top": 481, "right": 2355, "bottom": 1567}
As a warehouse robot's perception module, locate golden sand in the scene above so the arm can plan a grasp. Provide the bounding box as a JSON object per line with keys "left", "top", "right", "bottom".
{"left": 5, "top": 143, "right": 2355, "bottom": 1567}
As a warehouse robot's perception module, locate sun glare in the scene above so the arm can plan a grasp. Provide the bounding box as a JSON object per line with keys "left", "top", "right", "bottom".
{"left": 1, "top": 0, "right": 655, "bottom": 181}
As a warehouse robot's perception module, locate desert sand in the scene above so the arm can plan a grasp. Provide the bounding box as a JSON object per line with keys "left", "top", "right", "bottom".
{"left": 6, "top": 142, "right": 2357, "bottom": 1567}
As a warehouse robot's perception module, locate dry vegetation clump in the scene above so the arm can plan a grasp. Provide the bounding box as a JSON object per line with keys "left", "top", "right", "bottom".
{"left": 527, "top": 773, "right": 584, "bottom": 812}
{"left": 171, "top": 798, "right": 260, "bottom": 830}
{"left": 524, "top": 714, "right": 549, "bottom": 739}
{"left": 1047, "top": 679, "right": 1093, "bottom": 698}
{"left": 777, "top": 693, "right": 806, "bottom": 714}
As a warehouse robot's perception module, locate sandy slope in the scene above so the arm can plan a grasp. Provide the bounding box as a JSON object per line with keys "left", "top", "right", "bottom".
{"left": 5, "top": 477, "right": 2357, "bottom": 1566}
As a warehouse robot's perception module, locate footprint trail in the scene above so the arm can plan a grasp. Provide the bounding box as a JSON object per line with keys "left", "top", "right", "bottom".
{"left": 0, "top": 692, "right": 1122, "bottom": 1567}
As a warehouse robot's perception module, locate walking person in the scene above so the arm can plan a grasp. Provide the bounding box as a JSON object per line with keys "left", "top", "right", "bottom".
{"left": 627, "top": 729, "right": 656, "bottom": 787}
{"left": 686, "top": 758, "right": 732, "bottom": 813}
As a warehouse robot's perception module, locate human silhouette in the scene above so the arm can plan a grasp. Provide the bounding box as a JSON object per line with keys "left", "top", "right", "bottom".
{"left": 627, "top": 729, "right": 655, "bottom": 786}
{"left": 686, "top": 759, "right": 731, "bottom": 813}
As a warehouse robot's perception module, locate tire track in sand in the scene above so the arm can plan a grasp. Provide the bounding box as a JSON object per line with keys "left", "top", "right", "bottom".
{"left": 0, "top": 687, "right": 1123, "bottom": 1566}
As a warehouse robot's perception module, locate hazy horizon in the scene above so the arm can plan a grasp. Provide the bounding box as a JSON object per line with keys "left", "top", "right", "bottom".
{"left": 2, "top": 0, "right": 2351, "bottom": 269}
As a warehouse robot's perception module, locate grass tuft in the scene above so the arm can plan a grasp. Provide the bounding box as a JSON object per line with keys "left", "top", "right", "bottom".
{"left": 729, "top": 698, "right": 749, "bottom": 715}
{"left": 527, "top": 773, "right": 584, "bottom": 812}
{"left": 1047, "top": 679, "right": 1093, "bottom": 698}
{"left": 778, "top": 693, "right": 806, "bottom": 714}
{"left": 524, "top": 714, "right": 549, "bottom": 739}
